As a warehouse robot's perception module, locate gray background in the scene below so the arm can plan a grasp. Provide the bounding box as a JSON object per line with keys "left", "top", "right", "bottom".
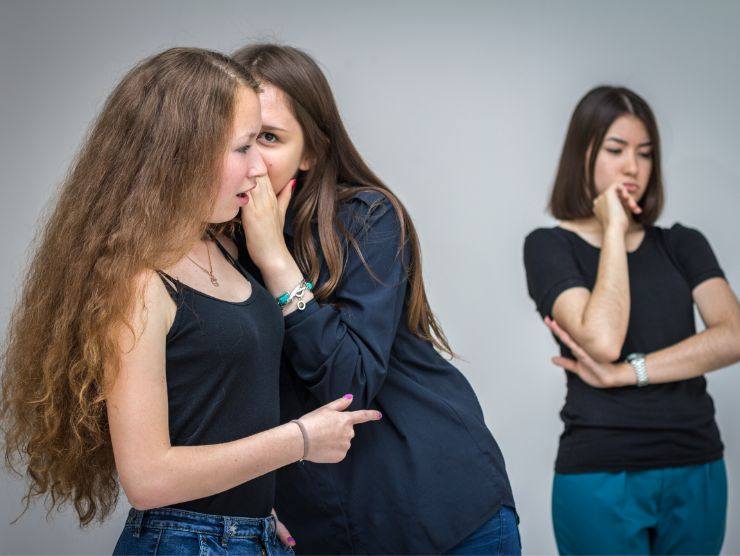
{"left": 1, "top": 1, "right": 739, "bottom": 554}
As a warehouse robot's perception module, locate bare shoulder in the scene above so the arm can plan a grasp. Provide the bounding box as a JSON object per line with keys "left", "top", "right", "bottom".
{"left": 117, "top": 270, "right": 175, "bottom": 352}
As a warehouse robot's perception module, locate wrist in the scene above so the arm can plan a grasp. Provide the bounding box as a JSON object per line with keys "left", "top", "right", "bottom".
{"left": 259, "top": 252, "right": 303, "bottom": 285}
{"left": 286, "top": 421, "right": 306, "bottom": 464}
{"left": 614, "top": 361, "right": 637, "bottom": 387}
{"left": 604, "top": 222, "right": 628, "bottom": 238}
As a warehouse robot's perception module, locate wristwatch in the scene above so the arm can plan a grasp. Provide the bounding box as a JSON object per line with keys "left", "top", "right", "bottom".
{"left": 626, "top": 353, "right": 649, "bottom": 387}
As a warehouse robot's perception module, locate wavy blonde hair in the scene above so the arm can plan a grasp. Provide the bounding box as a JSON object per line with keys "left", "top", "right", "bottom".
{"left": 1, "top": 47, "right": 258, "bottom": 525}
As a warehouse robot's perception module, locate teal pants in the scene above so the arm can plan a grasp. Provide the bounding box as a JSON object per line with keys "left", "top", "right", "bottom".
{"left": 552, "top": 459, "right": 727, "bottom": 555}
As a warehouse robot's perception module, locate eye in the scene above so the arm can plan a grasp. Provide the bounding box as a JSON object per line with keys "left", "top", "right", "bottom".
{"left": 258, "top": 131, "right": 279, "bottom": 144}
{"left": 605, "top": 148, "right": 622, "bottom": 155}
{"left": 639, "top": 151, "right": 653, "bottom": 159}
{"left": 235, "top": 144, "right": 251, "bottom": 154}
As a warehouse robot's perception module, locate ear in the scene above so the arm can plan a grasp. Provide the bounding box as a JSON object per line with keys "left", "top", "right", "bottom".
{"left": 298, "top": 154, "right": 312, "bottom": 172}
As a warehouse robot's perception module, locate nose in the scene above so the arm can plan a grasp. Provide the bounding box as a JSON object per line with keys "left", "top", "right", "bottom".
{"left": 246, "top": 147, "right": 267, "bottom": 178}
{"left": 623, "top": 150, "right": 638, "bottom": 177}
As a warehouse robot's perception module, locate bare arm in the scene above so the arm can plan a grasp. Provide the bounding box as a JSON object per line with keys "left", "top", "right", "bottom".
{"left": 552, "top": 183, "right": 640, "bottom": 362}
{"left": 107, "top": 271, "right": 380, "bottom": 511}
{"left": 628, "top": 277, "right": 740, "bottom": 383}
{"left": 548, "top": 278, "right": 740, "bottom": 387}
{"left": 553, "top": 226, "right": 630, "bottom": 362}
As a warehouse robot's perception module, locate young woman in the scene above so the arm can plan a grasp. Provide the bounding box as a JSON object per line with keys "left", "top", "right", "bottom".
{"left": 523, "top": 86, "right": 740, "bottom": 554}
{"left": 229, "top": 44, "right": 519, "bottom": 555}
{"left": 1, "top": 47, "right": 380, "bottom": 555}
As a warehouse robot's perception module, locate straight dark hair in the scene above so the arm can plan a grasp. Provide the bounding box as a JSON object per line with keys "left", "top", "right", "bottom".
{"left": 548, "top": 86, "right": 664, "bottom": 224}
{"left": 232, "top": 43, "right": 452, "bottom": 356}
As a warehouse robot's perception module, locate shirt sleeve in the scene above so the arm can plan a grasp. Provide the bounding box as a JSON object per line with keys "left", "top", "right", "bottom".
{"left": 666, "top": 223, "right": 726, "bottom": 290}
{"left": 281, "top": 192, "right": 408, "bottom": 408}
{"left": 523, "top": 228, "right": 587, "bottom": 318}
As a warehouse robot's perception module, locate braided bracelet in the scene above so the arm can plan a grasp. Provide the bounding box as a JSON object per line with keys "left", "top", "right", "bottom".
{"left": 276, "top": 278, "right": 314, "bottom": 310}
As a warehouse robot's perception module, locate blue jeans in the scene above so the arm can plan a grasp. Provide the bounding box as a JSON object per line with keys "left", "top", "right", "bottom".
{"left": 552, "top": 459, "right": 727, "bottom": 555}
{"left": 113, "top": 507, "right": 294, "bottom": 555}
{"left": 447, "top": 506, "right": 521, "bottom": 555}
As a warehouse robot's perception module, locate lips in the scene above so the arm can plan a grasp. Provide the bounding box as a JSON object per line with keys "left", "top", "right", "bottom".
{"left": 235, "top": 185, "right": 254, "bottom": 198}
{"left": 623, "top": 182, "right": 639, "bottom": 193}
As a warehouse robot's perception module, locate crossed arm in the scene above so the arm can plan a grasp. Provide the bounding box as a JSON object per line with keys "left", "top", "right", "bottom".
{"left": 548, "top": 277, "right": 740, "bottom": 388}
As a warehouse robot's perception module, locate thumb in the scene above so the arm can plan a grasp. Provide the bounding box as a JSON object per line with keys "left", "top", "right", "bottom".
{"left": 552, "top": 356, "right": 578, "bottom": 373}
{"left": 276, "top": 519, "right": 296, "bottom": 548}
{"left": 277, "top": 178, "right": 296, "bottom": 217}
{"left": 271, "top": 509, "right": 296, "bottom": 548}
{"left": 323, "top": 393, "right": 354, "bottom": 412}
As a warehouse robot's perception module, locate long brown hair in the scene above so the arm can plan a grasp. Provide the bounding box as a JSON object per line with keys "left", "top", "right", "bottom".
{"left": 1, "top": 47, "right": 258, "bottom": 525}
{"left": 548, "top": 85, "right": 664, "bottom": 224}
{"left": 232, "top": 44, "right": 452, "bottom": 356}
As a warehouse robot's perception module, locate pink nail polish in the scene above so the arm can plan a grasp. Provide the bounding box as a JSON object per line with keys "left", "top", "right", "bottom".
{"left": 343, "top": 393, "right": 353, "bottom": 399}
{"left": 287, "top": 536, "right": 296, "bottom": 545}
{"left": 377, "top": 412, "right": 383, "bottom": 419}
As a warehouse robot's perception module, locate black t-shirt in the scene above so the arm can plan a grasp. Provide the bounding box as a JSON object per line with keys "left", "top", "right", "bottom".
{"left": 523, "top": 223, "right": 725, "bottom": 473}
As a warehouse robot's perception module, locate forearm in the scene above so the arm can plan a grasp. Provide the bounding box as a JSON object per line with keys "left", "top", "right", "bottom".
{"left": 284, "top": 303, "right": 392, "bottom": 406}
{"left": 581, "top": 227, "right": 630, "bottom": 347}
{"left": 126, "top": 422, "right": 303, "bottom": 510}
{"left": 614, "top": 324, "right": 740, "bottom": 386}
{"left": 256, "top": 252, "right": 315, "bottom": 316}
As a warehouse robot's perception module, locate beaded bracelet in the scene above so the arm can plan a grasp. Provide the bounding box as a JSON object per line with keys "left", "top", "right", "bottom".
{"left": 276, "top": 278, "right": 314, "bottom": 310}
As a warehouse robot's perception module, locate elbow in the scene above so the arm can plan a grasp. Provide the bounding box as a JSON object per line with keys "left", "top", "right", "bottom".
{"left": 582, "top": 336, "right": 622, "bottom": 363}
{"left": 732, "top": 321, "right": 740, "bottom": 363}
{"left": 124, "top": 485, "right": 167, "bottom": 512}
{"left": 119, "top": 471, "right": 169, "bottom": 511}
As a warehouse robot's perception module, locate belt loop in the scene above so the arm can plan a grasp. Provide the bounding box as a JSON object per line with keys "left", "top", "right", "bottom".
{"left": 130, "top": 509, "right": 145, "bottom": 539}
{"left": 264, "top": 515, "right": 275, "bottom": 543}
{"left": 221, "top": 517, "right": 233, "bottom": 548}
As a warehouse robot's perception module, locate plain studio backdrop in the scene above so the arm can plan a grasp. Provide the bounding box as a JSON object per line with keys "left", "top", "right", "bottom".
{"left": 1, "top": 1, "right": 738, "bottom": 554}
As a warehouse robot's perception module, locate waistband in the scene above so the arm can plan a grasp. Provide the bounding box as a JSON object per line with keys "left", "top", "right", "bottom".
{"left": 125, "top": 506, "right": 276, "bottom": 543}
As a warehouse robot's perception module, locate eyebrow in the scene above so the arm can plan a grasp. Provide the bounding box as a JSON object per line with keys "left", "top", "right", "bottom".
{"left": 605, "top": 136, "right": 653, "bottom": 148}
{"left": 235, "top": 131, "right": 259, "bottom": 142}
{"left": 261, "top": 125, "right": 288, "bottom": 132}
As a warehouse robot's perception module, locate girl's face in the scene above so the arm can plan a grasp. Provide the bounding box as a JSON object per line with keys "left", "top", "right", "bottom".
{"left": 591, "top": 114, "right": 653, "bottom": 202}
{"left": 256, "top": 82, "right": 311, "bottom": 195}
{"left": 210, "top": 85, "right": 267, "bottom": 223}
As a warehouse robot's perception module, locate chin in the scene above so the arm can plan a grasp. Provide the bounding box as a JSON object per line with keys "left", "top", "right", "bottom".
{"left": 208, "top": 208, "right": 240, "bottom": 225}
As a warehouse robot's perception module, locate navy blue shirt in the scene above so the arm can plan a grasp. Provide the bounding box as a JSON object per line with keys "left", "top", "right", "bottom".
{"left": 238, "top": 189, "right": 515, "bottom": 554}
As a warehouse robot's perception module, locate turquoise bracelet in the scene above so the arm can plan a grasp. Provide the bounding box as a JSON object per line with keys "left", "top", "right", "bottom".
{"left": 277, "top": 279, "right": 314, "bottom": 309}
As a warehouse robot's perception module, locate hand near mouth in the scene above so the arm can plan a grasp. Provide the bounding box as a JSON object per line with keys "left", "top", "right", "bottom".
{"left": 240, "top": 175, "right": 296, "bottom": 273}
{"left": 593, "top": 181, "right": 642, "bottom": 233}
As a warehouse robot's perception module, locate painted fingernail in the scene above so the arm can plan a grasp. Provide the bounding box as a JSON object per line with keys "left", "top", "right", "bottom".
{"left": 343, "top": 393, "right": 353, "bottom": 399}
{"left": 377, "top": 412, "right": 383, "bottom": 419}
{"left": 290, "top": 179, "right": 297, "bottom": 189}
{"left": 287, "top": 537, "right": 296, "bottom": 545}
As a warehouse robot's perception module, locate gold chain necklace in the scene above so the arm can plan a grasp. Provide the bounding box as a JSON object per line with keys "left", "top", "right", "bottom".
{"left": 186, "top": 240, "right": 219, "bottom": 287}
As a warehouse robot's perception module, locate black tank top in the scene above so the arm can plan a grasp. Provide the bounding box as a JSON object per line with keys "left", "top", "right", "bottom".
{"left": 156, "top": 239, "right": 284, "bottom": 517}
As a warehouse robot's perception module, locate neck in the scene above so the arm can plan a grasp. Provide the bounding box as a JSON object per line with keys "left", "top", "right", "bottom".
{"left": 566, "top": 216, "right": 643, "bottom": 234}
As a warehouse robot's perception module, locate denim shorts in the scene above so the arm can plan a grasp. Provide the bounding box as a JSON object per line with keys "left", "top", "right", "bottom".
{"left": 113, "top": 506, "right": 294, "bottom": 555}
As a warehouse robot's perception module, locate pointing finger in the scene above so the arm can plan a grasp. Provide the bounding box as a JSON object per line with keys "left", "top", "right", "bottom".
{"left": 347, "top": 409, "right": 383, "bottom": 425}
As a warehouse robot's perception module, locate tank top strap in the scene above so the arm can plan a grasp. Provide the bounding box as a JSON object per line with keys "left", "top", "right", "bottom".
{"left": 211, "top": 236, "right": 244, "bottom": 274}
{"left": 155, "top": 270, "right": 180, "bottom": 300}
